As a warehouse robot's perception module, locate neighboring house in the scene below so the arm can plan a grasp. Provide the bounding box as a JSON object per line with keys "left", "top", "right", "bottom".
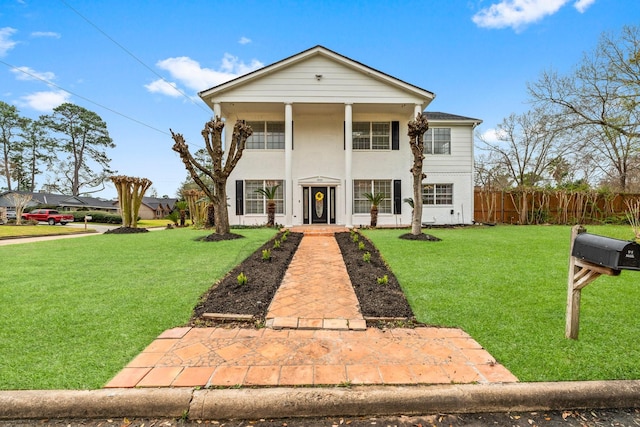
{"left": 113, "top": 197, "right": 177, "bottom": 220}
{"left": 139, "top": 197, "right": 178, "bottom": 220}
{"left": 0, "top": 191, "right": 118, "bottom": 213}
{"left": 198, "top": 45, "right": 481, "bottom": 227}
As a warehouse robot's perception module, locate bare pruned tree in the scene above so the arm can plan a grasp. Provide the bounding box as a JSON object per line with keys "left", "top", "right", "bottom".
{"left": 407, "top": 113, "right": 429, "bottom": 236}
{"left": 528, "top": 25, "right": 640, "bottom": 191}
{"left": 171, "top": 117, "right": 252, "bottom": 235}
{"left": 478, "top": 109, "right": 566, "bottom": 188}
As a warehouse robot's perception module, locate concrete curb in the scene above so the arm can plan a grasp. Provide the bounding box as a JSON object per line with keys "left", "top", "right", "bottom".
{"left": 0, "top": 388, "right": 192, "bottom": 419}
{"left": 1, "top": 381, "right": 639, "bottom": 420}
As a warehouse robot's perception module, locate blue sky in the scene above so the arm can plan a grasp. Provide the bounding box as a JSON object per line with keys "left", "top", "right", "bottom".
{"left": 1, "top": 0, "right": 638, "bottom": 199}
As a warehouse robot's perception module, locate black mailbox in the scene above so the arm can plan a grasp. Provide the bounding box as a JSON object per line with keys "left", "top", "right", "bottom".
{"left": 572, "top": 233, "right": 640, "bottom": 271}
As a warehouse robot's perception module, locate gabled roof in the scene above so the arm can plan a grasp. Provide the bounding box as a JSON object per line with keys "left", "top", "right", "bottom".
{"left": 424, "top": 111, "right": 482, "bottom": 125}
{"left": 199, "top": 45, "right": 435, "bottom": 101}
{"left": 0, "top": 191, "right": 116, "bottom": 209}
{"left": 141, "top": 197, "right": 178, "bottom": 211}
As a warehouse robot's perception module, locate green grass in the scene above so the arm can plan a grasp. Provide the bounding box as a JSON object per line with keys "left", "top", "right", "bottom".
{"left": 363, "top": 225, "right": 640, "bottom": 382}
{"left": 0, "top": 227, "right": 277, "bottom": 390}
{"left": 0, "top": 225, "right": 93, "bottom": 238}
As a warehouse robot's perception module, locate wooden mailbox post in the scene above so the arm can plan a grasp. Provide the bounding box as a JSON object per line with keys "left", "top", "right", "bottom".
{"left": 566, "top": 225, "right": 640, "bottom": 339}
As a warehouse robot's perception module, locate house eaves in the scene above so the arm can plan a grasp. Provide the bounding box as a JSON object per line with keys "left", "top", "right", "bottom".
{"left": 199, "top": 45, "right": 435, "bottom": 105}
{"left": 425, "top": 111, "right": 483, "bottom": 126}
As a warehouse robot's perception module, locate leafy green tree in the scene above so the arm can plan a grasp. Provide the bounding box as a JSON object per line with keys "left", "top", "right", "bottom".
{"left": 0, "top": 101, "right": 22, "bottom": 191}
{"left": 11, "top": 117, "right": 56, "bottom": 192}
{"left": 42, "top": 103, "right": 115, "bottom": 195}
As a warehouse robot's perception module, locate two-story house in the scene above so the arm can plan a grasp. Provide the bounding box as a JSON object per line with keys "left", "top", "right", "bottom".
{"left": 198, "top": 46, "right": 480, "bottom": 227}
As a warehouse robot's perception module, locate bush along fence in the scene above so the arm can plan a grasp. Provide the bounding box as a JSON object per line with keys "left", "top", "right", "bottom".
{"left": 474, "top": 188, "right": 640, "bottom": 225}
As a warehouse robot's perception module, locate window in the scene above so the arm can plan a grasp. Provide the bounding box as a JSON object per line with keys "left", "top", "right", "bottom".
{"left": 353, "top": 180, "right": 392, "bottom": 214}
{"left": 424, "top": 128, "right": 451, "bottom": 154}
{"left": 422, "top": 184, "right": 453, "bottom": 205}
{"left": 246, "top": 121, "right": 285, "bottom": 149}
{"left": 245, "top": 180, "right": 284, "bottom": 214}
{"left": 352, "top": 122, "right": 390, "bottom": 150}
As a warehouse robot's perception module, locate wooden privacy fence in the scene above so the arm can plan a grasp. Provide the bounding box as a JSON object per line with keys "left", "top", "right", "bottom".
{"left": 474, "top": 188, "right": 640, "bottom": 225}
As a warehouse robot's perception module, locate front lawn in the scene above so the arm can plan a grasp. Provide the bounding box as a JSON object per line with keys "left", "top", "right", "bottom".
{"left": 363, "top": 225, "right": 640, "bottom": 382}
{"left": 0, "top": 225, "right": 93, "bottom": 238}
{"left": 0, "top": 227, "right": 277, "bottom": 389}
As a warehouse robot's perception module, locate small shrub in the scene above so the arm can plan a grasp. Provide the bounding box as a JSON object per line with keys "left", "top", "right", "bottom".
{"left": 281, "top": 233, "right": 287, "bottom": 242}
{"left": 377, "top": 275, "right": 389, "bottom": 285}
{"left": 262, "top": 249, "right": 271, "bottom": 261}
{"left": 273, "top": 239, "right": 281, "bottom": 249}
{"left": 237, "top": 272, "right": 248, "bottom": 286}
{"left": 363, "top": 251, "right": 371, "bottom": 263}
{"left": 358, "top": 241, "right": 365, "bottom": 251}
{"left": 71, "top": 210, "right": 123, "bottom": 224}
{"left": 352, "top": 233, "right": 359, "bottom": 243}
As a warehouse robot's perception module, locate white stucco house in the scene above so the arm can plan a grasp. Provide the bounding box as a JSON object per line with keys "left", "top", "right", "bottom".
{"left": 198, "top": 46, "right": 481, "bottom": 227}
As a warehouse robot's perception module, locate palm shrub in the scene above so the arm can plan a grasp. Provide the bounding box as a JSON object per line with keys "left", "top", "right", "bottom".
{"left": 363, "top": 192, "right": 385, "bottom": 227}
{"left": 255, "top": 185, "right": 280, "bottom": 227}
{"left": 175, "top": 200, "right": 188, "bottom": 226}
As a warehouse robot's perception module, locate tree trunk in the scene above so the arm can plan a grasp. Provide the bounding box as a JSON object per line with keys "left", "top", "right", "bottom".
{"left": 207, "top": 204, "right": 215, "bottom": 228}
{"left": 267, "top": 201, "right": 276, "bottom": 227}
{"left": 214, "top": 181, "right": 229, "bottom": 234}
{"left": 408, "top": 113, "right": 429, "bottom": 236}
{"left": 370, "top": 205, "right": 378, "bottom": 227}
{"left": 411, "top": 174, "right": 423, "bottom": 235}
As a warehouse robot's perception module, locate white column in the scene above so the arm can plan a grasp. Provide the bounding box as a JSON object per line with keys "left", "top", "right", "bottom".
{"left": 213, "top": 102, "right": 222, "bottom": 119}
{"left": 414, "top": 103, "right": 422, "bottom": 119}
{"left": 284, "top": 103, "right": 293, "bottom": 227}
{"left": 344, "top": 103, "right": 353, "bottom": 228}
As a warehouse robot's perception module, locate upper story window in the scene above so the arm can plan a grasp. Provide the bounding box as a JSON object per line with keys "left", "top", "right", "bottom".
{"left": 424, "top": 128, "right": 451, "bottom": 154}
{"left": 246, "top": 121, "right": 285, "bottom": 149}
{"left": 353, "top": 122, "right": 390, "bottom": 150}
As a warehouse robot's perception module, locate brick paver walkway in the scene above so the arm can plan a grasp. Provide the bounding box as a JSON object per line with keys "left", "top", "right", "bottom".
{"left": 105, "top": 226, "right": 518, "bottom": 388}
{"left": 265, "top": 229, "right": 365, "bottom": 330}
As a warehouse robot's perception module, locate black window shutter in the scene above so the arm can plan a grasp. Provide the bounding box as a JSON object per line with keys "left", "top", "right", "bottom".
{"left": 391, "top": 121, "right": 399, "bottom": 150}
{"left": 235, "top": 180, "right": 244, "bottom": 215}
{"left": 393, "top": 179, "right": 402, "bottom": 214}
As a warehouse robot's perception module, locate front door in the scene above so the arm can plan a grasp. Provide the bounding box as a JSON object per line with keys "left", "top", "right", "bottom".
{"left": 311, "top": 187, "right": 328, "bottom": 224}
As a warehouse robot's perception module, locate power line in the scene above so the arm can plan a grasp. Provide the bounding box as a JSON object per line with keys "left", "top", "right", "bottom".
{"left": 0, "top": 59, "right": 172, "bottom": 136}
{"left": 58, "top": 0, "right": 211, "bottom": 114}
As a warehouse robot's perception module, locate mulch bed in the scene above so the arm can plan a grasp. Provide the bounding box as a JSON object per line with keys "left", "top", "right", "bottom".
{"left": 189, "top": 228, "right": 417, "bottom": 327}
{"left": 103, "top": 227, "right": 149, "bottom": 234}
{"left": 334, "top": 232, "right": 414, "bottom": 319}
{"left": 191, "top": 231, "right": 302, "bottom": 324}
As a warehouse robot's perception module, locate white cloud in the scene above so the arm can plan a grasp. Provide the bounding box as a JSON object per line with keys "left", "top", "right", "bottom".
{"left": 144, "top": 79, "right": 182, "bottom": 97}
{"left": 11, "top": 66, "right": 56, "bottom": 82}
{"left": 238, "top": 36, "right": 251, "bottom": 45}
{"left": 472, "top": 0, "right": 594, "bottom": 31}
{"left": 573, "top": 0, "right": 595, "bottom": 13}
{"left": 20, "top": 90, "right": 70, "bottom": 112}
{"left": 146, "top": 53, "right": 264, "bottom": 96}
{"left": 479, "top": 128, "right": 506, "bottom": 144}
{"left": 0, "top": 27, "right": 18, "bottom": 57}
{"left": 31, "top": 31, "right": 61, "bottom": 39}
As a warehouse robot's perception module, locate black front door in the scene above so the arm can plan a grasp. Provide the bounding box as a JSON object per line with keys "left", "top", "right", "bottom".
{"left": 311, "top": 187, "right": 328, "bottom": 224}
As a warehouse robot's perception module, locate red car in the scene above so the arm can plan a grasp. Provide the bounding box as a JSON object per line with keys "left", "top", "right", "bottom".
{"left": 22, "top": 209, "right": 75, "bottom": 225}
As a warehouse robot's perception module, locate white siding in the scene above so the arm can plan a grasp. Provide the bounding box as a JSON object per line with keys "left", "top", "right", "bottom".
{"left": 212, "top": 56, "right": 426, "bottom": 105}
